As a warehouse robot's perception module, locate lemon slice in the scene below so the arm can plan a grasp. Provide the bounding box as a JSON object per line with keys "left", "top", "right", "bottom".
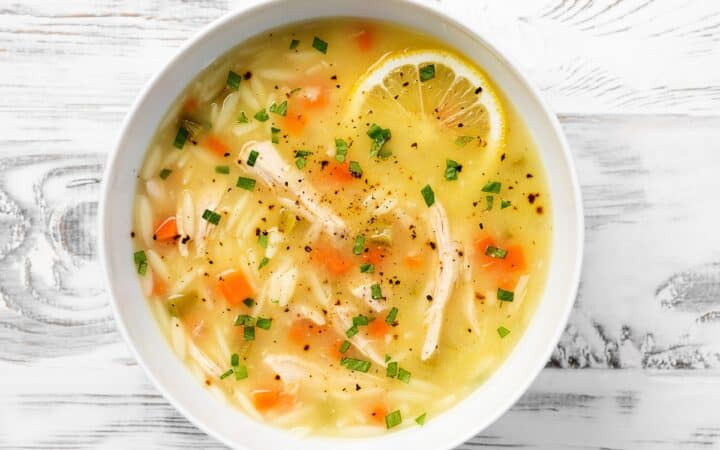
{"left": 346, "top": 49, "right": 506, "bottom": 155}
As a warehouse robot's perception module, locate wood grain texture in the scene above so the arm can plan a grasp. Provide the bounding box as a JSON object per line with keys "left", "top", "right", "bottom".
{"left": 1, "top": 0, "right": 719, "bottom": 448}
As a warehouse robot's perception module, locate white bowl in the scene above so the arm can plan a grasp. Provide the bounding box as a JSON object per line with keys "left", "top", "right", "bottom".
{"left": 99, "top": 1, "right": 584, "bottom": 449}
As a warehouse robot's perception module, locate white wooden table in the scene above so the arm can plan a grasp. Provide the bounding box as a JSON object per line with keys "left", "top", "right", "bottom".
{"left": 2, "top": 1, "right": 719, "bottom": 448}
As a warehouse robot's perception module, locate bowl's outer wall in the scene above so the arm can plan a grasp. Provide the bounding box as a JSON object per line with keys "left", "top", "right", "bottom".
{"left": 99, "top": 1, "right": 584, "bottom": 449}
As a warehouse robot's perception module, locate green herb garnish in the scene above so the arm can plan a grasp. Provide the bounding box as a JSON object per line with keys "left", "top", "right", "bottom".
{"left": 242, "top": 298, "right": 255, "bottom": 307}
{"left": 244, "top": 325, "right": 255, "bottom": 341}
{"left": 294, "top": 150, "right": 312, "bottom": 170}
{"left": 256, "top": 317, "right": 272, "bottom": 330}
{"left": 482, "top": 181, "right": 502, "bottom": 193}
{"left": 133, "top": 250, "right": 147, "bottom": 275}
{"left": 335, "top": 138, "right": 348, "bottom": 163}
{"left": 269, "top": 100, "right": 288, "bottom": 116}
{"left": 173, "top": 126, "right": 188, "bottom": 149}
{"left": 360, "top": 263, "right": 374, "bottom": 273}
{"left": 485, "top": 246, "right": 507, "bottom": 259}
{"left": 258, "top": 257, "right": 270, "bottom": 269}
{"left": 231, "top": 353, "right": 239, "bottom": 367}
{"left": 159, "top": 168, "right": 172, "bottom": 180}
{"left": 254, "top": 108, "right": 269, "bottom": 122}
{"left": 271, "top": 126, "right": 281, "bottom": 144}
{"left": 201, "top": 209, "right": 221, "bottom": 225}
{"left": 497, "top": 326, "right": 511, "bottom": 338}
{"left": 421, "top": 184, "right": 435, "bottom": 207}
{"left": 397, "top": 367, "right": 411, "bottom": 384}
{"left": 339, "top": 340, "right": 351, "bottom": 353}
{"left": 385, "top": 307, "right": 398, "bottom": 324}
{"left": 215, "top": 165, "right": 230, "bottom": 174}
{"left": 367, "top": 123, "right": 391, "bottom": 158}
{"left": 485, "top": 195, "right": 494, "bottom": 210}
{"left": 346, "top": 325, "right": 359, "bottom": 338}
{"left": 386, "top": 361, "right": 398, "bottom": 378}
{"left": 385, "top": 410, "right": 402, "bottom": 429}
{"left": 497, "top": 288, "right": 514, "bottom": 302}
{"left": 445, "top": 159, "right": 461, "bottom": 180}
{"left": 234, "top": 364, "right": 248, "bottom": 380}
{"left": 349, "top": 161, "right": 363, "bottom": 178}
{"left": 455, "top": 136, "right": 474, "bottom": 147}
{"left": 419, "top": 64, "right": 435, "bottom": 82}
{"left": 352, "top": 315, "right": 370, "bottom": 326}
{"left": 234, "top": 314, "right": 254, "bottom": 326}
{"left": 501, "top": 199, "right": 512, "bottom": 209}
{"left": 237, "top": 111, "right": 249, "bottom": 123}
{"left": 226, "top": 70, "right": 241, "bottom": 90}
{"left": 415, "top": 413, "right": 427, "bottom": 426}
{"left": 370, "top": 283, "right": 383, "bottom": 300}
{"left": 340, "top": 357, "right": 371, "bottom": 372}
{"left": 353, "top": 235, "right": 365, "bottom": 255}
{"left": 289, "top": 39, "right": 299, "bottom": 50}
{"left": 247, "top": 150, "right": 259, "bottom": 167}
{"left": 312, "top": 36, "right": 328, "bottom": 54}
{"left": 219, "top": 369, "right": 234, "bottom": 380}
{"left": 236, "top": 176, "right": 256, "bottom": 191}
{"left": 258, "top": 233, "right": 268, "bottom": 248}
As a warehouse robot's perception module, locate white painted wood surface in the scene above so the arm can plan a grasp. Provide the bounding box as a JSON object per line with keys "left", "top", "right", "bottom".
{"left": 1, "top": 0, "right": 719, "bottom": 448}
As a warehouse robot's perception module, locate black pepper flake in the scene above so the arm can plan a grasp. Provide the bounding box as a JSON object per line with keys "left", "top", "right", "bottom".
{"left": 474, "top": 86, "right": 483, "bottom": 94}
{"left": 526, "top": 173, "right": 534, "bottom": 178}
{"left": 426, "top": 294, "right": 433, "bottom": 301}
{"left": 536, "top": 206, "right": 544, "bottom": 214}
{"left": 243, "top": 71, "right": 252, "bottom": 80}
{"left": 303, "top": 344, "right": 310, "bottom": 351}
{"left": 304, "top": 245, "right": 312, "bottom": 253}
{"left": 500, "top": 153, "right": 506, "bottom": 161}
{"left": 130, "top": 231, "right": 135, "bottom": 238}
{"left": 528, "top": 193, "right": 538, "bottom": 204}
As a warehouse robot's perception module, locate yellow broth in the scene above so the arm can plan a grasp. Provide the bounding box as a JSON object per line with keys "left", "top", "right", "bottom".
{"left": 131, "top": 19, "right": 552, "bottom": 436}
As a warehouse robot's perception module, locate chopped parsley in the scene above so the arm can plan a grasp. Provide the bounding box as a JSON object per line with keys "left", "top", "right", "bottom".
{"left": 385, "top": 410, "right": 402, "bottom": 429}
{"left": 455, "top": 135, "right": 474, "bottom": 147}
{"left": 312, "top": 36, "right": 328, "bottom": 54}
{"left": 234, "top": 314, "right": 254, "bottom": 326}
{"left": 485, "top": 246, "right": 507, "bottom": 259}
{"left": 236, "top": 176, "right": 256, "bottom": 191}
{"left": 243, "top": 298, "right": 255, "bottom": 308}
{"left": 419, "top": 64, "right": 435, "bottom": 82}
{"left": 234, "top": 364, "right": 248, "bottom": 380}
{"left": 367, "top": 123, "right": 392, "bottom": 158}
{"left": 215, "top": 165, "right": 230, "bottom": 174}
{"left": 339, "top": 340, "right": 351, "bottom": 353}
{"left": 370, "top": 283, "right": 383, "bottom": 300}
{"left": 258, "top": 257, "right": 270, "bottom": 269}
{"left": 226, "top": 70, "right": 241, "bottom": 90}
{"left": 340, "top": 357, "right": 371, "bottom": 372}
{"left": 243, "top": 325, "right": 255, "bottom": 341}
{"left": 173, "top": 126, "right": 188, "bottom": 149}
{"left": 482, "top": 181, "right": 502, "bottom": 193}
{"left": 346, "top": 325, "right": 359, "bottom": 338}
{"left": 254, "top": 108, "right": 269, "bottom": 122}
{"left": 269, "top": 100, "right": 288, "bottom": 116}
{"left": 133, "top": 250, "right": 147, "bottom": 275}
{"left": 348, "top": 161, "right": 363, "bottom": 178}
{"left": 257, "top": 233, "right": 268, "bottom": 248}
{"left": 497, "top": 326, "right": 511, "bottom": 338}
{"left": 353, "top": 235, "right": 365, "bottom": 255}
{"left": 237, "top": 111, "right": 249, "bottom": 123}
{"left": 289, "top": 39, "right": 299, "bottom": 50}
{"left": 247, "top": 150, "right": 259, "bottom": 167}
{"left": 421, "top": 184, "right": 435, "bottom": 207}
{"left": 360, "top": 263, "right": 374, "bottom": 273}
{"left": 445, "top": 159, "right": 461, "bottom": 180}
{"left": 271, "top": 126, "right": 281, "bottom": 144}
{"left": 415, "top": 413, "right": 427, "bottom": 426}
{"left": 497, "top": 288, "right": 514, "bottom": 302}
{"left": 385, "top": 307, "right": 398, "bottom": 324}
{"left": 397, "top": 367, "right": 411, "bottom": 384}
{"left": 501, "top": 199, "right": 512, "bottom": 209}
{"left": 485, "top": 195, "right": 494, "bottom": 210}
{"left": 294, "top": 150, "right": 312, "bottom": 170}
{"left": 335, "top": 138, "right": 348, "bottom": 163}
{"left": 219, "top": 369, "right": 234, "bottom": 380}
{"left": 256, "top": 317, "right": 272, "bottom": 330}
{"left": 201, "top": 209, "right": 221, "bottom": 225}
{"left": 386, "top": 361, "right": 398, "bottom": 378}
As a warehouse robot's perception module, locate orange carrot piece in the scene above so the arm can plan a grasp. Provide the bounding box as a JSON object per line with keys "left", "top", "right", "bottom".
{"left": 355, "top": 28, "right": 373, "bottom": 52}
{"left": 313, "top": 244, "right": 352, "bottom": 276}
{"left": 362, "top": 246, "right": 385, "bottom": 266}
{"left": 369, "top": 404, "right": 387, "bottom": 424}
{"left": 501, "top": 245, "right": 526, "bottom": 272}
{"left": 217, "top": 269, "right": 254, "bottom": 306}
{"left": 282, "top": 108, "right": 306, "bottom": 136}
{"left": 152, "top": 272, "right": 167, "bottom": 297}
{"left": 183, "top": 97, "right": 198, "bottom": 113}
{"left": 252, "top": 389, "right": 280, "bottom": 411}
{"left": 326, "top": 161, "right": 354, "bottom": 182}
{"left": 404, "top": 252, "right": 425, "bottom": 268}
{"left": 154, "top": 217, "right": 178, "bottom": 241}
{"left": 367, "top": 318, "right": 391, "bottom": 338}
{"left": 204, "top": 135, "right": 230, "bottom": 157}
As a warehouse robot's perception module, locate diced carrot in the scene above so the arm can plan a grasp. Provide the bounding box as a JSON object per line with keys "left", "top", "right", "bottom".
{"left": 204, "top": 135, "right": 230, "bottom": 157}
{"left": 369, "top": 404, "right": 387, "bottom": 424}
{"left": 473, "top": 233, "right": 527, "bottom": 289}
{"left": 152, "top": 272, "right": 167, "bottom": 297}
{"left": 330, "top": 338, "right": 344, "bottom": 361}
{"left": 296, "top": 84, "right": 329, "bottom": 111}
{"left": 252, "top": 389, "right": 280, "bottom": 411}
{"left": 362, "top": 246, "right": 385, "bottom": 266}
{"left": 367, "top": 318, "right": 391, "bottom": 338}
{"left": 355, "top": 26, "right": 374, "bottom": 52}
{"left": 288, "top": 319, "right": 321, "bottom": 345}
{"left": 326, "top": 161, "right": 354, "bottom": 182}
{"left": 501, "top": 245, "right": 526, "bottom": 272}
{"left": 217, "top": 269, "right": 254, "bottom": 306}
{"left": 404, "top": 251, "right": 425, "bottom": 268}
{"left": 282, "top": 107, "right": 306, "bottom": 136}
{"left": 154, "top": 216, "right": 178, "bottom": 241}
{"left": 183, "top": 97, "right": 198, "bottom": 113}
{"left": 313, "top": 243, "right": 352, "bottom": 276}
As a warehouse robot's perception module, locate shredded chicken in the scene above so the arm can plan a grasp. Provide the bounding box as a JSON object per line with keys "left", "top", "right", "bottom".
{"left": 330, "top": 303, "right": 386, "bottom": 366}
{"left": 349, "top": 283, "right": 384, "bottom": 313}
{"left": 421, "top": 201, "right": 461, "bottom": 360}
{"left": 239, "top": 141, "right": 347, "bottom": 237}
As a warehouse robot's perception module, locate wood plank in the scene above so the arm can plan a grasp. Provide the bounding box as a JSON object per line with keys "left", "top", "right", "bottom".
{"left": 1, "top": 115, "right": 719, "bottom": 368}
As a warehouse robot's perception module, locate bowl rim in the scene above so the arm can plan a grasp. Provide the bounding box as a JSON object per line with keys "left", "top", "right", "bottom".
{"left": 99, "top": 1, "right": 584, "bottom": 448}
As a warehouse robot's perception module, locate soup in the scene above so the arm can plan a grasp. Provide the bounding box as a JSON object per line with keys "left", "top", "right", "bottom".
{"left": 131, "top": 19, "right": 551, "bottom": 436}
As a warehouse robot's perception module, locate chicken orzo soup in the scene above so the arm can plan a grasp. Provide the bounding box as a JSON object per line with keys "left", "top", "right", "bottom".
{"left": 132, "top": 19, "right": 551, "bottom": 436}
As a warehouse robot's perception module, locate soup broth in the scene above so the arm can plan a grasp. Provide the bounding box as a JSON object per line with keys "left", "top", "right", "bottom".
{"left": 132, "top": 19, "right": 551, "bottom": 436}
